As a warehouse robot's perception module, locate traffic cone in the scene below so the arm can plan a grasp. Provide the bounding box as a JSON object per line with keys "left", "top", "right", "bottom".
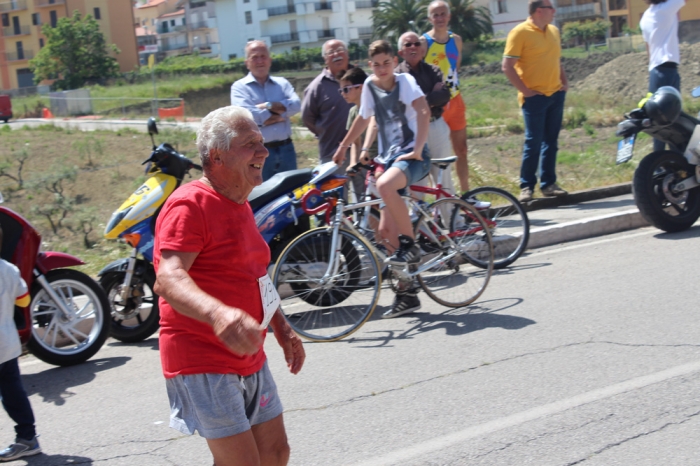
{"left": 42, "top": 107, "right": 54, "bottom": 119}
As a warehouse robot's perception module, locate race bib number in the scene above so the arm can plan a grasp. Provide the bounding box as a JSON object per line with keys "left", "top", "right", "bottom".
{"left": 258, "top": 274, "right": 280, "bottom": 328}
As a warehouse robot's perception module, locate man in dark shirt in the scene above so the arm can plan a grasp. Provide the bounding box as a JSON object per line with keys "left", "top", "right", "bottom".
{"left": 395, "top": 31, "right": 454, "bottom": 196}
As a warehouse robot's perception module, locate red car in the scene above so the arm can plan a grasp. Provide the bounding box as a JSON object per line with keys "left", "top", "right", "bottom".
{"left": 0, "top": 94, "right": 12, "bottom": 123}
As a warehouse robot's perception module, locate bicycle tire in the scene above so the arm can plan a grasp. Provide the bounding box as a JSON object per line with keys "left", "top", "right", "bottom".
{"left": 414, "top": 198, "right": 494, "bottom": 307}
{"left": 461, "top": 187, "right": 530, "bottom": 269}
{"left": 271, "top": 226, "right": 382, "bottom": 342}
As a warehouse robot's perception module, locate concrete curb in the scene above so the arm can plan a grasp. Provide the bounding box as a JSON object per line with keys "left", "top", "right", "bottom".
{"left": 524, "top": 182, "right": 633, "bottom": 212}
{"left": 528, "top": 208, "right": 649, "bottom": 250}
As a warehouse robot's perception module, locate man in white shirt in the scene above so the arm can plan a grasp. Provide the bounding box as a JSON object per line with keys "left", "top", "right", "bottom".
{"left": 640, "top": 0, "right": 686, "bottom": 151}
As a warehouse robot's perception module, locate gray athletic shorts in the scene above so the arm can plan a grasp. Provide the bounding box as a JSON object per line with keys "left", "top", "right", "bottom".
{"left": 165, "top": 361, "right": 284, "bottom": 439}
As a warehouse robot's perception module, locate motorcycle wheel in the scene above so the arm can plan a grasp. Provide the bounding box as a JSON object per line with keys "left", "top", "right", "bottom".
{"left": 100, "top": 271, "right": 160, "bottom": 343}
{"left": 633, "top": 150, "right": 700, "bottom": 233}
{"left": 27, "top": 269, "right": 111, "bottom": 366}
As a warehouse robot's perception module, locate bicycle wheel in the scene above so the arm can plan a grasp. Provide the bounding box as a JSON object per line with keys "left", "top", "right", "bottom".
{"left": 414, "top": 198, "right": 494, "bottom": 307}
{"left": 461, "top": 187, "right": 530, "bottom": 269}
{"left": 272, "top": 227, "right": 382, "bottom": 342}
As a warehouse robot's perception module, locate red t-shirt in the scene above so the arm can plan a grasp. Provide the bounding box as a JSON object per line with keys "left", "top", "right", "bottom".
{"left": 154, "top": 180, "right": 270, "bottom": 378}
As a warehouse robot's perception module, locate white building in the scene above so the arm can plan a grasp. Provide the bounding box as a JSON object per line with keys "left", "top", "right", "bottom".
{"left": 214, "top": 0, "right": 377, "bottom": 60}
{"left": 476, "top": 0, "right": 528, "bottom": 38}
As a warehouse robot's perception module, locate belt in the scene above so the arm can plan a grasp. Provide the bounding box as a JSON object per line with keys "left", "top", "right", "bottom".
{"left": 264, "top": 137, "right": 292, "bottom": 149}
{"left": 657, "top": 62, "right": 678, "bottom": 69}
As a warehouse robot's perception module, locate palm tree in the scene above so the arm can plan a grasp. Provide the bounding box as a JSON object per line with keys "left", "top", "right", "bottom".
{"left": 446, "top": 0, "right": 493, "bottom": 42}
{"left": 371, "top": 0, "right": 430, "bottom": 44}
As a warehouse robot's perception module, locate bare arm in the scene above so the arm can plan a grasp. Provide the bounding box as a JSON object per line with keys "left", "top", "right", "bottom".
{"left": 154, "top": 250, "right": 263, "bottom": 355}
{"left": 332, "top": 114, "right": 371, "bottom": 165}
{"left": 268, "top": 310, "right": 305, "bottom": 374}
{"left": 560, "top": 63, "right": 569, "bottom": 91}
{"left": 396, "top": 96, "right": 430, "bottom": 162}
{"left": 454, "top": 33, "right": 464, "bottom": 76}
{"left": 502, "top": 57, "right": 541, "bottom": 97}
{"left": 361, "top": 116, "right": 377, "bottom": 163}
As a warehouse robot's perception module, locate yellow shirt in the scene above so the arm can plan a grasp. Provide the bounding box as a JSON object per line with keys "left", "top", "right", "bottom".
{"left": 504, "top": 19, "right": 562, "bottom": 106}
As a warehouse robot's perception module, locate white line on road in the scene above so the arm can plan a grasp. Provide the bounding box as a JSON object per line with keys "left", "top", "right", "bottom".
{"left": 351, "top": 359, "right": 700, "bottom": 466}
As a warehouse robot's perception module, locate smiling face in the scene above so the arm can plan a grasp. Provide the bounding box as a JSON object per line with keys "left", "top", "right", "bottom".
{"left": 214, "top": 119, "right": 268, "bottom": 197}
{"left": 428, "top": 1, "right": 451, "bottom": 30}
{"left": 398, "top": 32, "right": 425, "bottom": 68}
{"left": 323, "top": 40, "right": 349, "bottom": 78}
{"left": 245, "top": 42, "right": 272, "bottom": 82}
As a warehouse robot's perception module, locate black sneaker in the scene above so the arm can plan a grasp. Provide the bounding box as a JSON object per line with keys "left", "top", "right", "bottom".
{"left": 382, "top": 292, "right": 421, "bottom": 319}
{"left": 386, "top": 235, "right": 421, "bottom": 266}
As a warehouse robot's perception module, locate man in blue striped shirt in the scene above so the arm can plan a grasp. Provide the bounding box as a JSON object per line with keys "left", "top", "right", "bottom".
{"left": 231, "top": 40, "right": 301, "bottom": 181}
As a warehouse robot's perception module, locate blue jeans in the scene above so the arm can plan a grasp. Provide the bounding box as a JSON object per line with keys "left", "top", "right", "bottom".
{"left": 0, "top": 358, "right": 36, "bottom": 441}
{"left": 520, "top": 90, "right": 566, "bottom": 190}
{"left": 649, "top": 65, "right": 681, "bottom": 152}
{"left": 262, "top": 140, "right": 297, "bottom": 181}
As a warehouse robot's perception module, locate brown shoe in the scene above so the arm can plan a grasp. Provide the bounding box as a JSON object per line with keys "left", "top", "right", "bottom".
{"left": 519, "top": 187, "right": 533, "bottom": 202}
{"left": 541, "top": 183, "right": 568, "bottom": 197}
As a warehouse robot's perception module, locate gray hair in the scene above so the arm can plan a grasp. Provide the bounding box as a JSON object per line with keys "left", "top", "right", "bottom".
{"left": 322, "top": 39, "right": 347, "bottom": 58}
{"left": 245, "top": 40, "right": 269, "bottom": 58}
{"left": 196, "top": 106, "right": 254, "bottom": 169}
{"left": 428, "top": 0, "right": 450, "bottom": 15}
{"left": 398, "top": 31, "right": 421, "bottom": 50}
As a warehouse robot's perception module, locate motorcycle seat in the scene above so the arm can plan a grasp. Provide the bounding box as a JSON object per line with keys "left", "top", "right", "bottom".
{"left": 248, "top": 168, "right": 313, "bottom": 211}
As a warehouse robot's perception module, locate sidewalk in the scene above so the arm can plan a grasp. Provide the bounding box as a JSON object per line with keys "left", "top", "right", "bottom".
{"left": 522, "top": 182, "right": 648, "bottom": 250}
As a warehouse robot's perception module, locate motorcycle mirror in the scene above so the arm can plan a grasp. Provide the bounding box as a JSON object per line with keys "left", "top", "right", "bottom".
{"left": 692, "top": 86, "right": 700, "bottom": 98}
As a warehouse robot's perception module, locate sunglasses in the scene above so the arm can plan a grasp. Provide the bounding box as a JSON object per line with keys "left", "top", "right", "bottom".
{"left": 403, "top": 41, "right": 422, "bottom": 48}
{"left": 338, "top": 84, "right": 362, "bottom": 95}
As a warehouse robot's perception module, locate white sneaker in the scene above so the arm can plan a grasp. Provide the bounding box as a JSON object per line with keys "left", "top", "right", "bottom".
{"left": 464, "top": 196, "right": 491, "bottom": 210}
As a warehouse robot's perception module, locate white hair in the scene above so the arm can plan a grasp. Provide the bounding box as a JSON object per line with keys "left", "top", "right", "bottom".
{"left": 196, "top": 106, "right": 254, "bottom": 169}
{"left": 428, "top": 0, "right": 450, "bottom": 15}
{"left": 245, "top": 40, "right": 269, "bottom": 58}
{"left": 322, "top": 39, "right": 347, "bottom": 57}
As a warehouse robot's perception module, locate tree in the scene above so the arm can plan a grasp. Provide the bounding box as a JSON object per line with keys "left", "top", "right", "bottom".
{"left": 29, "top": 11, "right": 120, "bottom": 90}
{"left": 371, "top": 0, "right": 429, "bottom": 44}
{"left": 446, "top": 0, "right": 493, "bottom": 42}
{"left": 562, "top": 19, "right": 611, "bottom": 51}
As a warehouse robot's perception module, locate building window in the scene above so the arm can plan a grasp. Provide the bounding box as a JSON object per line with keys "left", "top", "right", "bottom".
{"left": 50, "top": 10, "right": 57, "bottom": 27}
{"left": 497, "top": 0, "right": 507, "bottom": 13}
{"left": 94, "top": 7, "right": 101, "bottom": 20}
{"left": 16, "top": 41, "right": 24, "bottom": 60}
{"left": 245, "top": 11, "right": 252, "bottom": 24}
{"left": 1, "top": 14, "right": 9, "bottom": 28}
{"left": 229, "top": 53, "right": 237, "bottom": 60}
{"left": 32, "top": 13, "right": 40, "bottom": 25}
{"left": 39, "top": 38, "right": 44, "bottom": 48}
{"left": 244, "top": 0, "right": 250, "bottom": 3}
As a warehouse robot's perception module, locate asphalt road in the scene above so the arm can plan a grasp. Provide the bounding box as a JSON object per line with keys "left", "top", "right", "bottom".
{"left": 6, "top": 223, "right": 700, "bottom": 465}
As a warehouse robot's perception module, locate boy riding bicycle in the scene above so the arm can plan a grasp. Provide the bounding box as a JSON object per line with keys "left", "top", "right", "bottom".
{"left": 332, "top": 39, "right": 431, "bottom": 318}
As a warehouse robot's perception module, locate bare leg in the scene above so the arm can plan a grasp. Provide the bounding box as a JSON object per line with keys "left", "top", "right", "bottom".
{"left": 206, "top": 415, "right": 290, "bottom": 466}
{"left": 252, "top": 415, "right": 290, "bottom": 466}
{"left": 376, "top": 167, "right": 413, "bottom": 240}
{"left": 450, "top": 128, "right": 469, "bottom": 193}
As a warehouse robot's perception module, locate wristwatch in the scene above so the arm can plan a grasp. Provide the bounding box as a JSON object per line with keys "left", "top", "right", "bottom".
{"left": 265, "top": 102, "right": 272, "bottom": 110}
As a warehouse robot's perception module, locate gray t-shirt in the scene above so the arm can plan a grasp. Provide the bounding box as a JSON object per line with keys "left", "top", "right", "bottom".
{"left": 359, "top": 73, "right": 424, "bottom": 165}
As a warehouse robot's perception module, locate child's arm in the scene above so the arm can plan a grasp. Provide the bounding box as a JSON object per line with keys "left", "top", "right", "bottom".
{"left": 360, "top": 116, "right": 377, "bottom": 164}
{"left": 332, "top": 115, "right": 371, "bottom": 166}
{"left": 395, "top": 96, "right": 430, "bottom": 162}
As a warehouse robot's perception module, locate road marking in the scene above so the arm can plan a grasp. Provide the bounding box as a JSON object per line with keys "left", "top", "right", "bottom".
{"left": 527, "top": 229, "right": 653, "bottom": 257}
{"left": 352, "top": 359, "right": 700, "bottom": 466}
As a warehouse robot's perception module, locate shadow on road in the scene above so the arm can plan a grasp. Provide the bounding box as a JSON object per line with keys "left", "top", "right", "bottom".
{"left": 652, "top": 224, "right": 700, "bottom": 240}
{"left": 21, "top": 357, "right": 130, "bottom": 406}
{"left": 23, "top": 453, "right": 93, "bottom": 465}
{"left": 106, "top": 336, "right": 159, "bottom": 351}
{"left": 353, "top": 297, "right": 535, "bottom": 346}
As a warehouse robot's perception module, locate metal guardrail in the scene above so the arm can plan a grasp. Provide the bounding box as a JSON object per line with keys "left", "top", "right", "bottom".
{"left": 317, "top": 28, "right": 334, "bottom": 39}
{"left": 270, "top": 32, "right": 299, "bottom": 44}
{"left": 556, "top": 2, "right": 602, "bottom": 21}
{"left": 358, "top": 26, "right": 372, "bottom": 36}
{"left": 161, "top": 42, "right": 189, "bottom": 52}
{"left": 2, "top": 25, "right": 30, "bottom": 36}
{"left": 34, "top": 0, "right": 64, "bottom": 7}
{"left": 189, "top": 21, "right": 210, "bottom": 29}
{"left": 5, "top": 49, "right": 34, "bottom": 61}
{"left": 0, "top": 0, "right": 27, "bottom": 12}
{"left": 160, "top": 24, "right": 187, "bottom": 34}
{"left": 314, "top": 1, "right": 331, "bottom": 10}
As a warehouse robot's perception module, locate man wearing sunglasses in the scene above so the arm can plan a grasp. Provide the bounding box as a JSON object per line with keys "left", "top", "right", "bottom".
{"left": 502, "top": 0, "right": 569, "bottom": 203}
{"left": 231, "top": 40, "right": 301, "bottom": 181}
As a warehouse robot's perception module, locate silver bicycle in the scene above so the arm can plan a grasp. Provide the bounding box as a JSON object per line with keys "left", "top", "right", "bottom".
{"left": 271, "top": 186, "right": 495, "bottom": 342}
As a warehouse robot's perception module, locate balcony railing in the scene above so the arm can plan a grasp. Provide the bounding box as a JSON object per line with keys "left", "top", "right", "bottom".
{"left": 159, "top": 24, "right": 187, "bottom": 34}
{"left": 267, "top": 4, "right": 294, "bottom": 16}
{"left": 270, "top": 32, "right": 299, "bottom": 44}
{"left": 5, "top": 49, "right": 34, "bottom": 61}
{"left": 358, "top": 26, "right": 372, "bottom": 36}
{"left": 2, "top": 25, "right": 30, "bottom": 36}
{"left": 556, "top": 2, "right": 602, "bottom": 21}
{"left": 317, "top": 28, "right": 334, "bottom": 39}
{"left": 189, "top": 20, "right": 211, "bottom": 29}
{"left": 161, "top": 42, "right": 189, "bottom": 52}
{"left": 34, "top": 0, "right": 64, "bottom": 7}
{"left": 355, "top": 0, "right": 378, "bottom": 8}
{"left": 0, "top": 0, "right": 27, "bottom": 12}
{"left": 314, "top": 2, "right": 331, "bottom": 10}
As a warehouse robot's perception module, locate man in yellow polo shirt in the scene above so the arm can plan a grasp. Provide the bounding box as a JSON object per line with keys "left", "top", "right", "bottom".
{"left": 502, "top": 0, "right": 569, "bottom": 202}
